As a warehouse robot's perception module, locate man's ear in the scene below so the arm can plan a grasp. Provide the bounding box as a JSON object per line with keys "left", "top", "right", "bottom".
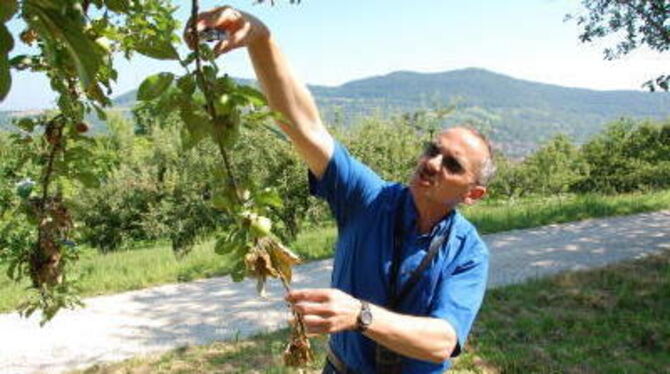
{"left": 463, "top": 186, "right": 486, "bottom": 206}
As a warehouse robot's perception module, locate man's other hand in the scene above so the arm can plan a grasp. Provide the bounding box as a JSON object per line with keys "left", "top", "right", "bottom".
{"left": 286, "top": 288, "right": 362, "bottom": 334}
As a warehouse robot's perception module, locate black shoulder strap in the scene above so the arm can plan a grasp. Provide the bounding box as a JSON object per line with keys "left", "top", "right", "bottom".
{"left": 389, "top": 208, "right": 455, "bottom": 310}
{"left": 391, "top": 227, "right": 449, "bottom": 308}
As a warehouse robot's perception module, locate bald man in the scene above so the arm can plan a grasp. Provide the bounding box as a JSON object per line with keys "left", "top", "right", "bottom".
{"left": 189, "top": 6, "right": 494, "bottom": 373}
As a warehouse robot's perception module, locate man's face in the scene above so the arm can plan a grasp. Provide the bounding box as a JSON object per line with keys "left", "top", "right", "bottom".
{"left": 409, "top": 128, "right": 488, "bottom": 209}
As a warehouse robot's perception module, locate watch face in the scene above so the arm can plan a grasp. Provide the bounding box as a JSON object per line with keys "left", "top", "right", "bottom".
{"left": 358, "top": 301, "right": 373, "bottom": 331}
{"left": 361, "top": 310, "right": 373, "bottom": 325}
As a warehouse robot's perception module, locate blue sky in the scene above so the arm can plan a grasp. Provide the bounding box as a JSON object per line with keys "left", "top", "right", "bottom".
{"left": 1, "top": 0, "right": 667, "bottom": 110}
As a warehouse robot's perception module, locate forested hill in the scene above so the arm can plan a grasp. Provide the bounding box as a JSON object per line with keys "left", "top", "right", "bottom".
{"left": 4, "top": 68, "right": 670, "bottom": 155}
{"left": 308, "top": 68, "right": 670, "bottom": 154}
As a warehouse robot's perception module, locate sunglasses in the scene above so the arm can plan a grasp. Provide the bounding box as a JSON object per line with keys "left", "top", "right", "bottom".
{"left": 422, "top": 141, "right": 465, "bottom": 175}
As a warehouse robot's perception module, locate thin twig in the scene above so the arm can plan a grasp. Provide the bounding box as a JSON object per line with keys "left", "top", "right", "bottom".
{"left": 39, "top": 118, "right": 63, "bottom": 211}
{"left": 280, "top": 274, "right": 308, "bottom": 338}
{"left": 190, "top": 0, "right": 242, "bottom": 204}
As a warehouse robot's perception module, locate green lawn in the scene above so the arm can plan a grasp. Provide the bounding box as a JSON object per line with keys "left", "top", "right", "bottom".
{"left": 462, "top": 190, "right": 670, "bottom": 234}
{"left": 454, "top": 249, "right": 670, "bottom": 373}
{"left": 1, "top": 190, "right": 669, "bottom": 313}
{"left": 71, "top": 250, "right": 670, "bottom": 373}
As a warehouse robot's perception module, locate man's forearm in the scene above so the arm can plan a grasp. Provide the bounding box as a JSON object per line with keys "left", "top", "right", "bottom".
{"left": 247, "top": 37, "right": 333, "bottom": 177}
{"left": 365, "top": 303, "right": 458, "bottom": 363}
{"left": 288, "top": 288, "right": 458, "bottom": 364}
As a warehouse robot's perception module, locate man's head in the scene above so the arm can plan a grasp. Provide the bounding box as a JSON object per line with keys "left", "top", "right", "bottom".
{"left": 409, "top": 127, "right": 495, "bottom": 210}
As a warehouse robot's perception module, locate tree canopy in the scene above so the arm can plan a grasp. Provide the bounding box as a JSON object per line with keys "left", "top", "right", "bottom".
{"left": 569, "top": 0, "right": 670, "bottom": 91}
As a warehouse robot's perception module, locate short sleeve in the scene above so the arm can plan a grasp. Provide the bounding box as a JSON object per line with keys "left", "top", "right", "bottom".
{"left": 429, "top": 237, "right": 489, "bottom": 357}
{"left": 309, "top": 141, "right": 385, "bottom": 227}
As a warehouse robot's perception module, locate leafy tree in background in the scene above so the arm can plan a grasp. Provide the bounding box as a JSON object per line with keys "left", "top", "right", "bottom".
{"left": 486, "top": 154, "right": 534, "bottom": 199}
{"left": 575, "top": 119, "right": 670, "bottom": 193}
{"left": 569, "top": 0, "right": 670, "bottom": 91}
{"left": 524, "top": 134, "right": 588, "bottom": 196}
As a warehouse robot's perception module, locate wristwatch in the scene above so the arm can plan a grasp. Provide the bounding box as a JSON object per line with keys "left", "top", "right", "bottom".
{"left": 356, "top": 300, "right": 373, "bottom": 332}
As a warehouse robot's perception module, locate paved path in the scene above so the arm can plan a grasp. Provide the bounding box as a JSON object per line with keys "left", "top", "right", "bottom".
{"left": 2, "top": 210, "right": 669, "bottom": 374}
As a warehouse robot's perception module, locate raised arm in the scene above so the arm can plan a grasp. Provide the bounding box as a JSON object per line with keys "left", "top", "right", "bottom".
{"left": 188, "top": 6, "right": 334, "bottom": 178}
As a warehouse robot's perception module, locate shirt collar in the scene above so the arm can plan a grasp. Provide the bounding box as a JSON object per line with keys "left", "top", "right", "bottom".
{"left": 403, "top": 188, "right": 454, "bottom": 239}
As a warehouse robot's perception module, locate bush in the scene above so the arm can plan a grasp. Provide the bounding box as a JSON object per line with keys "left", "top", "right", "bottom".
{"left": 574, "top": 120, "right": 670, "bottom": 193}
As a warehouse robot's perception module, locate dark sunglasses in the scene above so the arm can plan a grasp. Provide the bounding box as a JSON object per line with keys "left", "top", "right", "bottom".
{"left": 422, "top": 141, "right": 465, "bottom": 174}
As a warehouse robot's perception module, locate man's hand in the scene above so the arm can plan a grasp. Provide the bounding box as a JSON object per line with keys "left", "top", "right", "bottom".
{"left": 286, "top": 288, "right": 361, "bottom": 334}
{"left": 184, "top": 6, "right": 270, "bottom": 56}
{"left": 184, "top": 4, "right": 334, "bottom": 178}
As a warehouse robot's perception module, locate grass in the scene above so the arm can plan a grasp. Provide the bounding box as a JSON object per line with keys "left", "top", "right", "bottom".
{"left": 462, "top": 189, "right": 670, "bottom": 234}
{"left": 1, "top": 190, "right": 669, "bottom": 314}
{"left": 453, "top": 249, "right": 670, "bottom": 373}
{"left": 71, "top": 330, "right": 330, "bottom": 374}
{"left": 70, "top": 250, "right": 670, "bottom": 373}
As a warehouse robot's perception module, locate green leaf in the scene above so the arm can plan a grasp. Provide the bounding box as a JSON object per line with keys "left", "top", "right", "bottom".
{"left": 231, "top": 260, "right": 246, "bottom": 282}
{"left": 202, "top": 65, "right": 217, "bottom": 84}
{"left": 104, "top": 0, "right": 130, "bottom": 13}
{"left": 237, "top": 85, "right": 267, "bottom": 107}
{"left": 0, "top": 0, "right": 17, "bottom": 22}
{"left": 150, "top": 88, "right": 181, "bottom": 118}
{"left": 7, "top": 260, "right": 18, "bottom": 280}
{"left": 92, "top": 103, "right": 107, "bottom": 121}
{"left": 255, "top": 188, "right": 283, "bottom": 208}
{"left": 137, "top": 73, "right": 174, "bottom": 101}
{"left": 211, "top": 193, "right": 231, "bottom": 211}
{"left": 135, "top": 39, "right": 179, "bottom": 60}
{"left": 262, "top": 123, "right": 289, "bottom": 143}
{"left": 212, "top": 113, "right": 240, "bottom": 148}
{"left": 180, "top": 103, "right": 211, "bottom": 138}
{"left": 214, "top": 236, "right": 228, "bottom": 255}
{"left": 214, "top": 234, "right": 241, "bottom": 255}
{"left": 0, "top": 24, "right": 12, "bottom": 101}
{"left": 25, "top": 2, "right": 102, "bottom": 87}
{"left": 0, "top": 23, "right": 13, "bottom": 54}
{"left": 0, "top": 54, "right": 10, "bottom": 102}
{"left": 177, "top": 75, "right": 195, "bottom": 95}
{"left": 16, "top": 118, "right": 36, "bottom": 132}
{"left": 9, "top": 55, "right": 31, "bottom": 69}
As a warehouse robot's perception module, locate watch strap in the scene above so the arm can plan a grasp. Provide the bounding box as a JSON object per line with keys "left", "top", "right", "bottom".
{"left": 357, "top": 300, "right": 372, "bottom": 332}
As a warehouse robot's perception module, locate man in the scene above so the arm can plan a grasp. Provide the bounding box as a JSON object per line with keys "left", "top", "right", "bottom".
{"left": 189, "top": 6, "right": 494, "bottom": 373}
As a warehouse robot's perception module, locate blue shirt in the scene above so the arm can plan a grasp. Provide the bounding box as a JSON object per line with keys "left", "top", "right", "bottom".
{"left": 309, "top": 142, "right": 489, "bottom": 374}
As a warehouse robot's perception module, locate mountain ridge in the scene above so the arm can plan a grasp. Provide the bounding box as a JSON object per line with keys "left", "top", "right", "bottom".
{"left": 3, "top": 68, "right": 669, "bottom": 156}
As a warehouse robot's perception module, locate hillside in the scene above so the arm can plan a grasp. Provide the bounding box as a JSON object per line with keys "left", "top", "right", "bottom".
{"left": 3, "top": 68, "right": 670, "bottom": 155}
{"left": 311, "top": 68, "right": 670, "bottom": 154}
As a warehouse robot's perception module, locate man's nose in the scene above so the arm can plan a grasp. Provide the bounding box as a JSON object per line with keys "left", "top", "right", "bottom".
{"left": 424, "top": 153, "right": 442, "bottom": 172}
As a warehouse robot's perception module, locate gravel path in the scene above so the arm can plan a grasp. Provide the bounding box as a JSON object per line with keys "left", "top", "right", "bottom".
{"left": 2, "top": 210, "right": 669, "bottom": 374}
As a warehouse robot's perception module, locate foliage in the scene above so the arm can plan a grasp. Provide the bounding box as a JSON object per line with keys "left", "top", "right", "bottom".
{"left": 0, "top": 0, "right": 190, "bottom": 324}
{"left": 486, "top": 153, "right": 534, "bottom": 199}
{"left": 523, "top": 134, "right": 588, "bottom": 196}
{"left": 569, "top": 0, "right": 670, "bottom": 91}
{"left": 575, "top": 119, "right": 670, "bottom": 193}
{"left": 0, "top": 0, "right": 308, "bottom": 336}
{"left": 336, "top": 112, "right": 434, "bottom": 183}
{"left": 488, "top": 118, "right": 669, "bottom": 198}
